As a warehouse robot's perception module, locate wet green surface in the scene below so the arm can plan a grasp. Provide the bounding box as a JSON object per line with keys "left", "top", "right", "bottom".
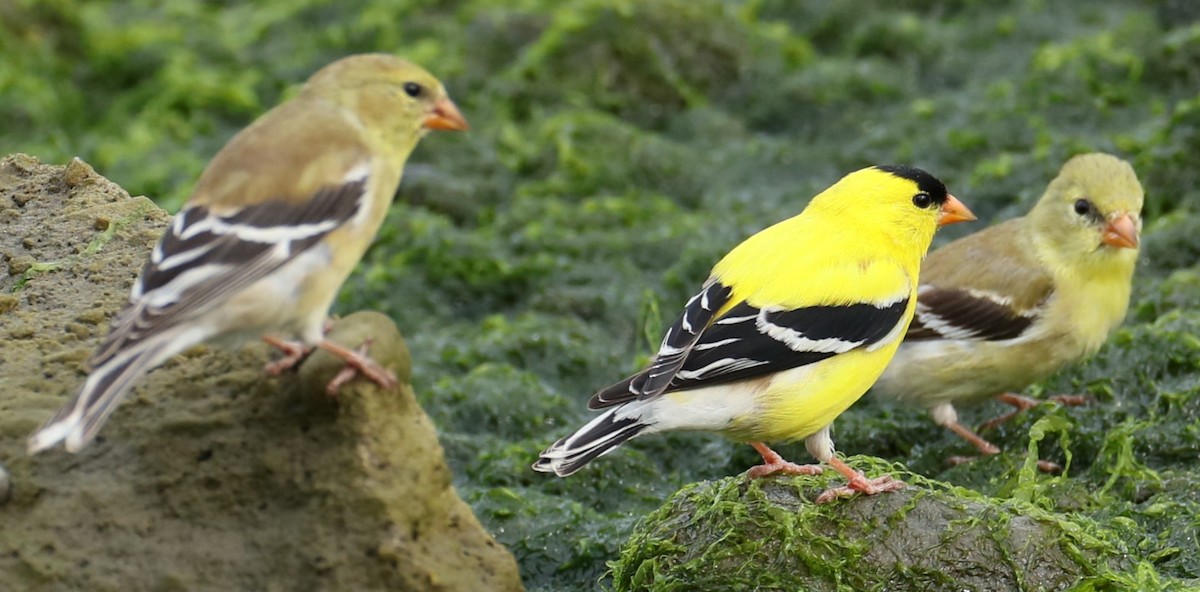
{"left": 4, "top": 0, "right": 1200, "bottom": 589}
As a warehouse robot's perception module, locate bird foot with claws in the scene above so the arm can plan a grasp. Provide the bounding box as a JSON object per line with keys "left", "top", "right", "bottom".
{"left": 318, "top": 338, "right": 397, "bottom": 395}
{"left": 746, "top": 460, "right": 824, "bottom": 479}
{"left": 815, "top": 473, "right": 904, "bottom": 504}
{"left": 815, "top": 455, "right": 905, "bottom": 504}
{"left": 1035, "top": 459, "right": 1063, "bottom": 473}
{"left": 746, "top": 442, "right": 824, "bottom": 479}
{"left": 262, "top": 336, "right": 313, "bottom": 375}
{"left": 263, "top": 333, "right": 397, "bottom": 395}
{"left": 262, "top": 320, "right": 338, "bottom": 375}
{"left": 980, "top": 392, "right": 1091, "bottom": 431}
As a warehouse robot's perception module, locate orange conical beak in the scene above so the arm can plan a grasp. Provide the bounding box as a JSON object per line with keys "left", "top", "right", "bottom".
{"left": 937, "top": 194, "right": 976, "bottom": 227}
{"left": 423, "top": 96, "right": 469, "bottom": 131}
{"left": 1102, "top": 213, "right": 1139, "bottom": 249}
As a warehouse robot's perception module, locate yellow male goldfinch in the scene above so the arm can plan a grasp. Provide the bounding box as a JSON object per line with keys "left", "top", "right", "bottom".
{"left": 535, "top": 166, "right": 974, "bottom": 502}
{"left": 28, "top": 54, "right": 468, "bottom": 454}
{"left": 872, "top": 153, "right": 1142, "bottom": 457}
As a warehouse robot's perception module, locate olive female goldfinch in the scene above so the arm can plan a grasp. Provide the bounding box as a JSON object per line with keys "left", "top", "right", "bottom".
{"left": 535, "top": 166, "right": 974, "bottom": 502}
{"left": 872, "top": 153, "right": 1142, "bottom": 457}
{"left": 28, "top": 54, "right": 468, "bottom": 454}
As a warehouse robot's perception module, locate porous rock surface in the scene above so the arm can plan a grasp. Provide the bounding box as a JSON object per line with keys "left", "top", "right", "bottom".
{"left": 0, "top": 154, "right": 523, "bottom": 592}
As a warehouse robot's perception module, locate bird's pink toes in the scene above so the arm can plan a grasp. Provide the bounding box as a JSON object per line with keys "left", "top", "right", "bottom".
{"left": 262, "top": 336, "right": 313, "bottom": 375}
{"left": 745, "top": 441, "right": 825, "bottom": 479}
{"left": 815, "top": 473, "right": 905, "bottom": 504}
{"left": 317, "top": 338, "right": 397, "bottom": 395}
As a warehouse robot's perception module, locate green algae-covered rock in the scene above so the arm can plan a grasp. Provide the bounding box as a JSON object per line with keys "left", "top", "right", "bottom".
{"left": 612, "top": 467, "right": 1159, "bottom": 592}
{"left": 0, "top": 155, "right": 522, "bottom": 592}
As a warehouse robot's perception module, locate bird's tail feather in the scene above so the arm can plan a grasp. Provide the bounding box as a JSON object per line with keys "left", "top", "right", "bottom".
{"left": 533, "top": 404, "right": 649, "bottom": 476}
{"left": 28, "top": 333, "right": 188, "bottom": 454}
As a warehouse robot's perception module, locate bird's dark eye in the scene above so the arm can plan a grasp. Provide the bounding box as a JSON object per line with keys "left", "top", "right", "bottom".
{"left": 402, "top": 82, "right": 423, "bottom": 98}
{"left": 1073, "top": 198, "right": 1092, "bottom": 216}
{"left": 912, "top": 193, "right": 933, "bottom": 209}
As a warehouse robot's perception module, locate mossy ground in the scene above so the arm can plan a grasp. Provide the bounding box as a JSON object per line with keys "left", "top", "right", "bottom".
{"left": 610, "top": 462, "right": 1163, "bottom": 591}
{"left": 4, "top": 0, "right": 1200, "bottom": 590}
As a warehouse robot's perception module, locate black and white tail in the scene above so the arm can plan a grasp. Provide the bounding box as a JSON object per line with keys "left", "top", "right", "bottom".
{"left": 27, "top": 330, "right": 194, "bottom": 454}
{"left": 533, "top": 404, "right": 650, "bottom": 476}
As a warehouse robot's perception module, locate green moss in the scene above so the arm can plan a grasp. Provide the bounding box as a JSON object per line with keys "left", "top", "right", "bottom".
{"left": 610, "top": 463, "right": 1163, "bottom": 591}
{"left": 81, "top": 202, "right": 156, "bottom": 256}
{"left": 498, "top": 0, "right": 811, "bottom": 130}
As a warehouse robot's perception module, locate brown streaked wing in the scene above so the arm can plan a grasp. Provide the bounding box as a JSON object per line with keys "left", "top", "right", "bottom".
{"left": 907, "top": 286, "right": 1046, "bottom": 342}
{"left": 908, "top": 216, "right": 1054, "bottom": 342}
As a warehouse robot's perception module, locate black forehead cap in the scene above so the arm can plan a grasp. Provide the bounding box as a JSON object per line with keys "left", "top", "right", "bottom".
{"left": 875, "top": 165, "right": 948, "bottom": 204}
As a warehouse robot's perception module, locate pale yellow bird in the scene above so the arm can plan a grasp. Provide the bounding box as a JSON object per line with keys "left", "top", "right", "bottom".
{"left": 29, "top": 54, "right": 468, "bottom": 453}
{"left": 873, "top": 153, "right": 1142, "bottom": 457}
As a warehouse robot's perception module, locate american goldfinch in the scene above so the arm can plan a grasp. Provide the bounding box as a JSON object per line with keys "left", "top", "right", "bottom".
{"left": 872, "top": 153, "right": 1142, "bottom": 458}
{"left": 535, "top": 166, "right": 974, "bottom": 502}
{"left": 28, "top": 54, "right": 468, "bottom": 454}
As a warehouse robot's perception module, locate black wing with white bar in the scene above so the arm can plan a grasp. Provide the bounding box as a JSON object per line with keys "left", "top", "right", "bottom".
{"left": 664, "top": 298, "right": 910, "bottom": 391}
{"left": 90, "top": 176, "right": 369, "bottom": 367}
{"left": 590, "top": 290, "right": 910, "bottom": 409}
{"left": 589, "top": 280, "right": 733, "bottom": 409}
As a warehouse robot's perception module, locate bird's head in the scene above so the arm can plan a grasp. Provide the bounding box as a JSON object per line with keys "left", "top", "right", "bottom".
{"left": 813, "top": 165, "right": 975, "bottom": 259}
{"left": 1029, "top": 153, "right": 1143, "bottom": 272}
{"left": 301, "top": 54, "right": 469, "bottom": 156}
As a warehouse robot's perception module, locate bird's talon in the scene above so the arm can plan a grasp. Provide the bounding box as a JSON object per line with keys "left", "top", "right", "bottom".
{"left": 983, "top": 392, "right": 1090, "bottom": 431}
{"left": 746, "top": 461, "right": 824, "bottom": 480}
{"left": 855, "top": 475, "right": 905, "bottom": 495}
{"left": 1036, "top": 459, "right": 1062, "bottom": 474}
{"left": 979, "top": 411, "right": 1021, "bottom": 432}
{"left": 262, "top": 336, "right": 314, "bottom": 375}
{"left": 746, "top": 441, "right": 823, "bottom": 479}
{"left": 1049, "top": 394, "right": 1090, "bottom": 407}
{"left": 996, "top": 392, "right": 1040, "bottom": 411}
{"left": 318, "top": 338, "right": 397, "bottom": 395}
{"left": 818, "top": 457, "right": 904, "bottom": 503}
{"left": 815, "top": 477, "right": 904, "bottom": 504}
{"left": 814, "top": 486, "right": 853, "bottom": 504}
{"left": 324, "top": 362, "right": 359, "bottom": 396}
